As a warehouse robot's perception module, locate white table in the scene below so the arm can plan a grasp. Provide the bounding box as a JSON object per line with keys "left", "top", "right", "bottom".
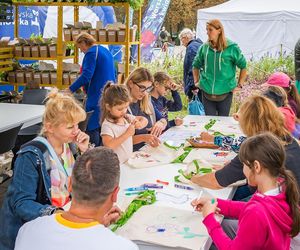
{"left": 0, "top": 103, "right": 45, "bottom": 133}
{"left": 118, "top": 115, "right": 241, "bottom": 250}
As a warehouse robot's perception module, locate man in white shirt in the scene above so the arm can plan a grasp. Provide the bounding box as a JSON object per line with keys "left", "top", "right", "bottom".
{"left": 14, "top": 147, "right": 138, "bottom": 250}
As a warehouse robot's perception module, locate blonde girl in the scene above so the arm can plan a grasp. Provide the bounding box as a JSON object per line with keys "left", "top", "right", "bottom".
{"left": 100, "top": 82, "right": 148, "bottom": 163}
{"left": 125, "top": 67, "right": 167, "bottom": 151}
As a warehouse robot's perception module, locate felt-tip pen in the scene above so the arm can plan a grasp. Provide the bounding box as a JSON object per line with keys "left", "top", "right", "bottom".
{"left": 156, "top": 179, "right": 169, "bottom": 185}
{"left": 174, "top": 184, "right": 194, "bottom": 190}
{"left": 125, "top": 186, "right": 148, "bottom": 192}
{"left": 143, "top": 184, "right": 163, "bottom": 189}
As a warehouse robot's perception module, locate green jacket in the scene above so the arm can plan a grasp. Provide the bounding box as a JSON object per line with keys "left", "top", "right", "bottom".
{"left": 192, "top": 39, "right": 246, "bottom": 95}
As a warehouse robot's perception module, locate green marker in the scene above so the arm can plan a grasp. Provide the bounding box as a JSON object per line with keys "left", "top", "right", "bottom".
{"left": 211, "top": 198, "right": 216, "bottom": 204}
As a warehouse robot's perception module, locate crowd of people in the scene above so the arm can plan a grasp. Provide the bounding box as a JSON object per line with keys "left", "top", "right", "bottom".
{"left": 1, "top": 18, "right": 300, "bottom": 250}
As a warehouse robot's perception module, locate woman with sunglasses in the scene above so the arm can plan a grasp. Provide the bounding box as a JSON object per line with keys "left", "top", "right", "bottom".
{"left": 125, "top": 67, "right": 167, "bottom": 151}
{"left": 192, "top": 19, "right": 247, "bottom": 116}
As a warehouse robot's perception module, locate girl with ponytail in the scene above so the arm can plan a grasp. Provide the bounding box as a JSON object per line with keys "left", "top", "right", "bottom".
{"left": 100, "top": 82, "right": 148, "bottom": 163}
{"left": 192, "top": 132, "right": 300, "bottom": 250}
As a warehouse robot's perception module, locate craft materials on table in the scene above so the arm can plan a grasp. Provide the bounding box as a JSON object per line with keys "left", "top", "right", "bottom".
{"left": 111, "top": 190, "right": 156, "bottom": 232}
{"left": 174, "top": 159, "right": 213, "bottom": 184}
{"left": 156, "top": 179, "right": 169, "bottom": 185}
{"left": 174, "top": 183, "right": 194, "bottom": 190}
{"left": 204, "top": 118, "right": 217, "bottom": 130}
{"left": 115, "top": 205, "right": 208, "bottom": 250}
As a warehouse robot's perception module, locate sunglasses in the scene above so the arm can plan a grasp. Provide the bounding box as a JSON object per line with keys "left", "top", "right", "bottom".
{"left": 133, "top": 82, "right": 154, "bottom": 93}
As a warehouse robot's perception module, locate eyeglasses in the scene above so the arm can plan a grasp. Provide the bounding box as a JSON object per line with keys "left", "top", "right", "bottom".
{"left": 133, "top": 82, "right": 154, "bottom": 93}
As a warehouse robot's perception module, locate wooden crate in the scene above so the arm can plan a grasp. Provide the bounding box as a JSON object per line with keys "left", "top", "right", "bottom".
{"left": 0, "top": 47, "right": 14, "bottom": 72}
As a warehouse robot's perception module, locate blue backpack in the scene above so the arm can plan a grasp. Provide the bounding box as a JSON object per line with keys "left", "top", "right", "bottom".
{"left": 188, "top": 95, "right": 205, "bottom": 115}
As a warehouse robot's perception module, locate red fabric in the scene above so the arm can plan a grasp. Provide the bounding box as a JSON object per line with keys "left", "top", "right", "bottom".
{"left": 279, "top": 106, "right": 296, "bottom": 132}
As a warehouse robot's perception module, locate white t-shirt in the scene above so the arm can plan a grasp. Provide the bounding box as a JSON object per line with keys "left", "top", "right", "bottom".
{"left": 14, "top": 214, "right": 138, "bottom": 250}
{"left": 101, "top": 115, "right": 135, "bottom": 163}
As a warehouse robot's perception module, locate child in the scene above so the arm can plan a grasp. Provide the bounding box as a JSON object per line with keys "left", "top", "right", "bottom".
{"left": 263, "top": 85, "right": 296, "bottom": 133}
{"left": 192, "top": 132, "right": 300, "bottom": 250}
{"left": 100, "top": 82, "right": 148, "bottom": 163}
{"left": 151, "top": 72, "right": 183, "bottom": 128}
{"left": 266, "top": 72, "right": 300, "bottom": 118}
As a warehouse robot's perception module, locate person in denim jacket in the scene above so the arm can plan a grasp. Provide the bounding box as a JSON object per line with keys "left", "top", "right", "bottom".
{"left": 0, "top": 89, "right": 89, "bottom": 250}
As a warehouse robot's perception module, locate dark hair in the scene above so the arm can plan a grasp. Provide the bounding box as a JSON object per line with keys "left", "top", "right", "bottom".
{"left": 239, "top": 132, "right": 300, "bottom": 237}
{"left": 100, "top": 81, "right": 132, "bottom": 124}
{"left": 286, "top": 84, "right": 300, "bottom": 118}
{"left": 71, "top": 147, "right": 120, "bottom": 206}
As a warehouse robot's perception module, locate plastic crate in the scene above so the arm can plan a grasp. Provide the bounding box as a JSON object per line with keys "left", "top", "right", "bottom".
{"left": 0, "top": 4, "right": 13, "bottom": 23}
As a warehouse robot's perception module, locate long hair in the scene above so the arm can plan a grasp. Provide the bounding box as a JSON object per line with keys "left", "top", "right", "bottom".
{"left": 238, "top": 95, "right": 291, "bottom": 143}
{"left": 41, "top": 88, "right": 86, "bottom": 135}
{"left": 206, "top": 19, "right": 227, "bottom": 51}
{"left": 239, "top": 132, "right": 300, "bottom": 237}
{"left": 124, "top": 67, "right": 154, "bottom": 115}
{"left": 100, "top": 82, "right": 132, "bottom": 124}
{"left": 287, "top": 84, "right": 300, "bottom": 118}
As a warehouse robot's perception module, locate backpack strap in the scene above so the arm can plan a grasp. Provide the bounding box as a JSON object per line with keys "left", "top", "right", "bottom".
{"left": 20, "top": 140, "right": 50, "bottom": 205}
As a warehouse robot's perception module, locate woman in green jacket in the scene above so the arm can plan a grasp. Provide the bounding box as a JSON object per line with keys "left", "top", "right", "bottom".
{"left": 192, "top": 19, "right": 247, "bottom": 116}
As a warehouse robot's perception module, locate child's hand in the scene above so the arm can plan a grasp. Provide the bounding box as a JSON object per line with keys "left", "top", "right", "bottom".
{"left": 175, "top": 117, "right": 183, "bottom": 126}
{"left": 200, "top": 132, "right": 214, "bottom": 143}
{"left": 148, "top": 120, "right": 166, "bottom": 137}
{"left": 74, "top": 130, "right": 90, "bottom": 153}
{"left": 144, "top": 134, "right": 160, "bottom": 147}
{"left": 102, "top": 206, "right": 122, "bottom": 227}
{"left": 168, "top": 82, "right": 179, "bottom": 91}
{"left": 132, "top": 119, "right": 143, "bottom": 130}
{"left": 191, "top": 197, "right": 219, "bottom": 217}
{"left": 126, "top": 123, "right": 136, "bottom": 137}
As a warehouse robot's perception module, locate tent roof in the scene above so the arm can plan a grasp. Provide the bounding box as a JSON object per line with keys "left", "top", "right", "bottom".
{"left": 198, "top": 0, "right": 300, "bottom": 19}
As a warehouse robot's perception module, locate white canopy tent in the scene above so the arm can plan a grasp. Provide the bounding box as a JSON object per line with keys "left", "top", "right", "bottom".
{"left": 196, "top": 0, "right": 300, "bottom": 60}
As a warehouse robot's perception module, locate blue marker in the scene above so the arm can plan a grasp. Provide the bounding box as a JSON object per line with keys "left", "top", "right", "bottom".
{"left": 143, "top": 184, "right": 163, "bottom": 189}
{"left": 125, "top": 186, "right": 148, "bottom": 192}
{"left": 174, "top": 184, "right": 194, "bottom": 190}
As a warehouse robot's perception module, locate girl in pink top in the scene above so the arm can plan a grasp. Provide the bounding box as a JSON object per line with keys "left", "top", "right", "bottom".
{"left": 100, "top": 82, "right": 148, "bottom": 163}
{"left": 192, "top": 132, "right": 300, "bottom": 250}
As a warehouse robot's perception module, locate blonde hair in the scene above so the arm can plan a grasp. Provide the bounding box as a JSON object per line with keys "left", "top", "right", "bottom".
{"left": 125, "top": 67, "right": 154, "bottom": 115}
{"left": 75, "top": 32, "right": 96, "bottom": 47}
{"left": 206, "top": 19, "right": 227, "bottom": 51}
{"left": 153, "top": 71, "right": 171, "bottom": 86}
{"left": 41, "top": 88, "right": 86, "bottom": 135}
{"left": 238, "top": 95, "right": 291, "bottom": 143}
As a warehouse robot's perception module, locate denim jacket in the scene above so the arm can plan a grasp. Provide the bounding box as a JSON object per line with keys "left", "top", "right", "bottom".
{"left": 0, "top": 145, "right": 56, "bottom": 250}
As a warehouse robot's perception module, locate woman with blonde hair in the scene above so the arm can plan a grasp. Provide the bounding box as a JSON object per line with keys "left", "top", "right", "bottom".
{"left": 192, "top": 19, "right": 247, "bottom": 116}
{"left": 0, "top": 89, "right": 90, "bottom": 250}
{"left": 125, "top": 67, "right": 167, "bottom": 151}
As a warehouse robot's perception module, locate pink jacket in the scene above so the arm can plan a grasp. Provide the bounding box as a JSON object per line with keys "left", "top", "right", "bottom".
{"left": 203, "top": 192, "right": 293, "bottom": 250}
{"left": 279, "top": 106, "right": 296, "bottom": 132}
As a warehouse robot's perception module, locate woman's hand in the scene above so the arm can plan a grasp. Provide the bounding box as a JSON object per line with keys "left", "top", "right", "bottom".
{"left": 191, "top": 197, "right": 218, "bottom": 217}
{"left": 200, "top": 132, "right": 214, "bottom": 143}
{"left": 175, "top": 117, "right": 183, "bottom": 126}
{"left": 148, "top": 119, "right": 166, "bottom": 137}
{"left": 74, "top": 130, "right": 90, "bottom": 153}
{"left": 144, "top": 134, "right": 160, "bottom": 147}
{"left": 102, "top": 206, "right": 122, "bottom": 227}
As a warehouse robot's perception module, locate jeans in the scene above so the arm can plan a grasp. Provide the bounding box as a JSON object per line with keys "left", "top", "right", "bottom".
{"left": 86, "top": 128, "right": 102, "bottom": 147}
{"left": 202, "top": 92, "right": 233, "bottom": 116}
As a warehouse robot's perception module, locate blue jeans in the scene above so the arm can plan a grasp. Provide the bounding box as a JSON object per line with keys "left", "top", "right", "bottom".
{"left": 86, "top": 128, "right": 102, "bottom": 147}
{"left": 202, "top": 92, "right": 233, "bottom": 116}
